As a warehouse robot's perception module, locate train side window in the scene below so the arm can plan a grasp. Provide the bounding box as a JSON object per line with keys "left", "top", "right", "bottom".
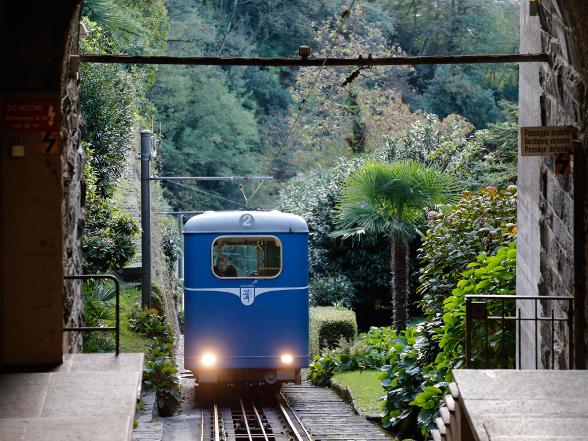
{"left": 212, "top": 236, "right": 282, "bottom": 279}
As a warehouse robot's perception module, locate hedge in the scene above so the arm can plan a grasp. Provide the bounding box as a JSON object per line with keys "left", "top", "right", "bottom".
{"left": 309, "top": 306, "right": 357, "bottom": 357}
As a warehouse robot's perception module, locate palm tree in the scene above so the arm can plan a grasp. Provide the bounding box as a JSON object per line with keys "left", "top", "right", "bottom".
{"left": 333, "top": 160, "right": 459, "bottom": 330}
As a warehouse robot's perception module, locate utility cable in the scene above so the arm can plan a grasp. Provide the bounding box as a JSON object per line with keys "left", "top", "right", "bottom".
{"left": 217, "top": 0, "right": 240, "bottom": 57}
{"left": 161, "top": 178, "right": 249, "bottom": 209}
{"left": 246, "top": 0, "right": 358, "bottom": 206}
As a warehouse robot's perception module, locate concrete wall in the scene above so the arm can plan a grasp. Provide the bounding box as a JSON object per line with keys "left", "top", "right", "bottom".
{"left": 0, "top": 1, "right": 83, "bottom": 366}
{"left": 518, "top": 0, "right": 588, "bottom": 368}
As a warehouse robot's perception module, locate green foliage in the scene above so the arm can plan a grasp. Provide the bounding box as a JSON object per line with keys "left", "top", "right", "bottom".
{"left": 143, "top": 340, "right": 182, "bottom": 416}
{"left": 418, "top": 65, "right": 500, "bottom": 128}
{"left": 334, "top": 161, "right": 459, "bottom": 242}
{"left": 309, "top": 274, "right": 356, "bottom": 308}
{"left": 82, "top": 281, "right": 117, "bottom": 353}
{"left": 279, "top": 157, "right": 393, "bottom": 320}
{"left": 376, "top": 114, "right": 474, "bottom": 171}
{"left": 436, "top": 242, "right": 517, "bottom": 372}
{"left": 129, "top": 307, "right": 173, "bottom": 340}
{"left": 82, "top": 167, "right": 139, "bottom": 273}
{"left": 308, "top": 241, "right": 517, "bottom": 439}
{"left": 418, "top": 186, "right": 517, "bottom": 318}
{"left": 393, "top": 0, "right": 519, "bottom": 126}
{"left": 334, "top": 160, "right": 459, "bottom": 330}
{"left": 80, "top": 20, "right": 138, "bottom": 196}
{"left": 456, "top": 102, "right": 519, "bottom": 189}
{"left": 309, "top": 307, "right": 358, "bottom": 358}
{"left": 128, "top": 305, "right": 181, "bottom": 416}
{"left": 151, "top": 64, "right": 262, "bottom": 210}
{"left": 162, "top": 222, "right": 181, "bottom": 271}
{"left": 308, "top": 326, "right": 399, "bottom": 386}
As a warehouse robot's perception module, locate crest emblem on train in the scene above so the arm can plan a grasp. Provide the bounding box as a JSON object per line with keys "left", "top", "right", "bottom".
{"left": 240, "top": 287, "right": 255, "bottom": 306}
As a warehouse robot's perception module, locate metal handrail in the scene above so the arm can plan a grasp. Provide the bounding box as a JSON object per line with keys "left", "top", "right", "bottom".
{"left": 63, "top": 274, "right": 120, "bottom": 355}
{"left": 465, "top": 294, "right": 574, "bottom": 369}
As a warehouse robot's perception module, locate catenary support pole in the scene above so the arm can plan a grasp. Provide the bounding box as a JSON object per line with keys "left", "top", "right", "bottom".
{"left": 178, "top": 213, "right": 184, "bottom": 280}
{"left": 140, "top": 130, "right": 152, "bottom": 308}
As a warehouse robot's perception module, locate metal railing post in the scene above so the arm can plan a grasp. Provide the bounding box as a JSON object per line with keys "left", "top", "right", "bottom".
{"left": 140, "top": 130, "right": 152, "bottom": 309}
{"left": 63, "top": 274, "right": 120, "bottom": 356}
{"left": 465, "top": 297, "right": 472, "bottom": 368}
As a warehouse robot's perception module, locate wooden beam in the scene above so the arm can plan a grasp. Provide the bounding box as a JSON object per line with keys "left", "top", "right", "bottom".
{"left": 76, "top": 53, "right": 548, "bottom": 67}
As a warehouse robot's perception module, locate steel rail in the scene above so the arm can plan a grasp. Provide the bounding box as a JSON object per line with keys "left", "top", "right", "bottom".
{"left": 239, "top": 397, "right": 254, "bottom": 441}
{"left": 251, "top": 402, "right": 270, "bottom": 441}
{"left": 200, "top": 408, "right": 205, "bottom": 441}
{"left": 214, "top": 403, "right": 221, "bottom": 441}
{"left": 278, "top": 392, "right": 314, "bottom": 441}
{"left": 76, "top": 53, "right": 548, "bottom": 67}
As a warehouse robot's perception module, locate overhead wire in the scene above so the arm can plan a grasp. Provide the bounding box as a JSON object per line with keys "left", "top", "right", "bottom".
{"left": 161, "top": 178, "right": 249, "bottom": 209}
{"left": 217, "top": 0, "right": 240, "bottom": 57}
{"left": 246, "top": 0, "right": 358, "bottom": 207}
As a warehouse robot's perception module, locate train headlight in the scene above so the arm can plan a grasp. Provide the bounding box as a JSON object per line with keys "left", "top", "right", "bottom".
{"left": 280, "top": 353, "right": 294, "bottom": 364}
{"left": 201, "top": 352, "right": 217, "bottom": 368}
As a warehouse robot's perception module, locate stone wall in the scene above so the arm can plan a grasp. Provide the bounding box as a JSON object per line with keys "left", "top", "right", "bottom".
{"left": 518, "top": 0, "right": 588, "bottom": 368}
{"left": 61, "top": 4, "right": 85, "bottom": 353}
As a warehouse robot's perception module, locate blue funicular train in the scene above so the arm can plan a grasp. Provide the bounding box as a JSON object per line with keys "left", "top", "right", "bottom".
{"left": 183, "top": 210, "right": 309, "bottom": 387}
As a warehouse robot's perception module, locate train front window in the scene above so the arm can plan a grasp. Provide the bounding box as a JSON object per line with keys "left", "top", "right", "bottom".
{"left": 212, "top": 236, "right": 282, "bottom": 279}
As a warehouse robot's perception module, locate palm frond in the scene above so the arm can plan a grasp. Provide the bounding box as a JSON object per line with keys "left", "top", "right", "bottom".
{"left": 83, "top": 0, "right": 141, "bottom": 39}
{"left": 333, "top": 160, "right": 458, "bottom": 241}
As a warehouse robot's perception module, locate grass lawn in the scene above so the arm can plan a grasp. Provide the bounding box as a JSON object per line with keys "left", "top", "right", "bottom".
{"left": 331, "top": 370, "right": 385, "bottom": 418}
{"left": 119, "top": 286, "right": 151, "bottom": 353}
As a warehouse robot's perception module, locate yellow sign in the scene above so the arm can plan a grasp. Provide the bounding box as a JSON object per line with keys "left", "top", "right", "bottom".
{"left": 520, "top": 126, "right": 574, "bottom": 156}
{"left": 40, "top": 131, "right": 60, "bottom": 155}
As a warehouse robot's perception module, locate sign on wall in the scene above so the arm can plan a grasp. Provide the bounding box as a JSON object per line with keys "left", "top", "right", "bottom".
{"left": 520, "top": 126, "right": 574, "bottom": 156}
{"left": 1, "top": 98, "right": 61, "bottom": 155}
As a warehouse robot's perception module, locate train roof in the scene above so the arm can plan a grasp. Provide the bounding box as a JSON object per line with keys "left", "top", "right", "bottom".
{"left": 183, "top": 210, "right": 309, "bottom": 233}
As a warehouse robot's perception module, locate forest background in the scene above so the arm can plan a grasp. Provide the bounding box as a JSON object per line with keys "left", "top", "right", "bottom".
{"left": 81, "top": 0, "right": 519, "bottom": 326}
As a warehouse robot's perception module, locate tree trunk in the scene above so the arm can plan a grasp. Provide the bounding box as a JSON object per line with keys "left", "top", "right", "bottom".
{"left": 391, "top": 237, "right": 409, "bottom": 331}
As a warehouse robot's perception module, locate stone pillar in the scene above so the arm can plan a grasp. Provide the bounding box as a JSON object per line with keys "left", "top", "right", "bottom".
{"left": 0, "top": 1, "right": 83, "bottom": 367}
{"left": 517, "top": 0, "right": 588, "bottom": 369}
{"left": 517, "top": 0, "right": 544, "bottom": 369}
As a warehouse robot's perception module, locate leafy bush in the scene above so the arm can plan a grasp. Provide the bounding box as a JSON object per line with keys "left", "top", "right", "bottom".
{"left": 380, "top": 242, "right": 517, "bottom": 439}
{"left": 309, "top": 307, "right": 358, "bottom": 358}
{"left": 436, "top": 242, "right": 517, "bottom": 372}
{"left": 143, "top": 336, "right": 181, "bottom": 416}
{"left": 82, "top": 158, "right": 140, "bottom": 274}
{"left": 82, "top": 281, "right": 116, "bottom": 353}
{"left": 309, "top": 275, "right": 356, "bottom": 308}
{"left": 162, "top": 222, "right": 181, "bottom": 271}
{"left": 129, "top": 305, "right": 181, "bottom": 416}
{"left": 308, "top": 326, "right": 400, "bottom": 386}
{"left": 129, "top": 307, "right": 173, "bottom": 340}
{"left": 418, "top": 185, "right": 517, "bottom": 318}
{"left": 308, "top": 242, "right": 516, "bottom": 439}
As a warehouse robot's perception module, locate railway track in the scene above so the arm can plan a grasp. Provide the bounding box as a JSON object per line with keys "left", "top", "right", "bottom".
{"left": 199, "top": 391, "right": 312, "bottom": 441}
{"left": 196, "top": 385, "right": 392, "bottom": 441}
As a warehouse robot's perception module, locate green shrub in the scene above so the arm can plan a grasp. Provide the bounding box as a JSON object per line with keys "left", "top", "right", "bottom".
{"left": 309, "top": 275, "right": 356, "bottom": 308}
{"left": 143, "top": 351, "right": 181, "bottom": 416}
{"left": 128, "top": 307, "right": 173, "bottom": 341}
{"left": 129, "top": 306, "right": 181, "bottom": 416}
{"left": 418, "top": 185, "right": 517, "bottom": 318}
{"left": 82, "top": 281, "right": 116, "bottom": 353}
{"left": 436, "top": 241, "right": 517, "bottom": 372}
{"left": 380, "top": 242, "right": 517, "bottom": 439}
{"left": 162, "top": 222, "right": 181, "bottom": 271}
{"left": 308, "top": 326, "right": 400, "bottom": 386}
{"left": 309, "top": 307, "right": 357, "bottom": 358}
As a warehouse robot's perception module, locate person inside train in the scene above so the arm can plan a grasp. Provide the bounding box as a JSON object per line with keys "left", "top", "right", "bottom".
{"left": 214, "top": 256, "right": 238, "bottom": 277}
